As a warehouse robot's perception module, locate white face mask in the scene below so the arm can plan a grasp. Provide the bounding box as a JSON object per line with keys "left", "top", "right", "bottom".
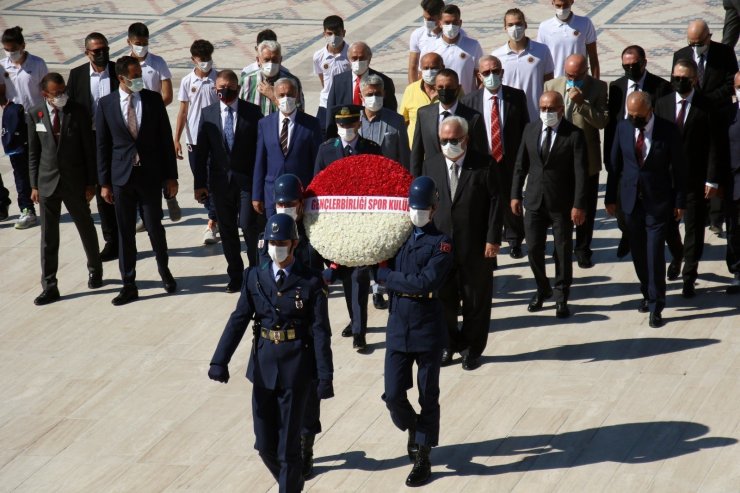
{"left": 351, "top": 60, "right": 369, "bottom": 76}
{"left": 50, "top": 94, "right": 69, "bottom": 108}
{"left": 196, "top": 60, "right": 212, "bottom": 72}
{"left": 442, "top": 23, "right": 460, "bottom": 39}
{"left": 278, "top": 96, "right": 296, "bottom": 114}
{"left": 421, "top": 69, "right": 439, "bottom": 85}
{"left": 363, "top": 95, "right": 383, "bottom": 112}
{"left": 483, "top": 73, "right": 502, "bottom": 91}
{"left": 555, "top": 7, "right": 571, "bottom": 20}
{"left": 409, "top": 208, "right": 431, "bottom": 228}
{"left": 337, "top": 126, "right": 357, "bottom": 141}
{"left": 507, "top": 25, "right": 525, "bottom": 41}
{"left": 540, "top": 111, "right": 561, "bottom": 128}
{"left": 276, "top": 206, "right": 298, "bottom": 220}
{"left": 261, "top": 62, "right": 280, "bottom": 78}
{"left": 131, "top": 44, "right": 148, "bottom": 57}
{"left": 692, "top": 44, "right": 709, "bottom": 58}
{"left": 268, "top": 244, "right": 290, "bottom": 264}
{"left": 4, "top": 50, "right": 23, "bottom": 62}
{"left": 423, "top": 20, "right": 437, "bottom": 34}
{"left": 442, "top": 142, "right": 465, "bottom": 160}
{"left": 327, "top": 34, "right": 343, "bottom": 49}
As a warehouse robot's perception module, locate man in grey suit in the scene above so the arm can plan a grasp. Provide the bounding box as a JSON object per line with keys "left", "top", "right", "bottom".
{"left": 27, "top": 73, "right": 102, "bottom": 305}
{"left": 359, "top": 74, "right": 410, "bottom": 168}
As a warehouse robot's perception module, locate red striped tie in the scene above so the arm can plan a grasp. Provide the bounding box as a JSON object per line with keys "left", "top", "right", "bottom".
{"left": 490, "top": 95, "right": 503, "bottom": 162}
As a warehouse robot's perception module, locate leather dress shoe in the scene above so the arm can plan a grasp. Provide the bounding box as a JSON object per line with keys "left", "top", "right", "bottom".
{"left": 555, "top": 302, "right": 570, "bottom": 318}
{"left": 372, "top": 292, "right": 389, "bottom": 310}
{"left": 510, "top": 246, "right": 523, "bottom": 259}
{"left": 727, "top": 274, "right": 740, "bottom": 294}
{"left": 649, "top": 312, "right": 664, "bottom": 328}
{"left": 353, "top": 333, "right": 367, "bottom": 351}
{"left": 667, "top": 260, "right": 681, "bottom": 281}
{"left": 527, "top": 291, "right": 552, "bottom": 312}
{"left": 226, "top": 281, "right": 240, "bottom": 293}
{"left": 577, "top": 256, "right": 594, "bottom": 269}
{"left": 638, "top": 299, "right": 649, "bottom": 313}
{"left": 407, "top": 427, "right": 419, "bottom": 462}
{"left": 99, "top": 242, "right": 118, "bottom": 262}
{"left": 112, "top": 285, "right": 138, "bottom": 306}
{"left": 461, "top": 354, "right": 480, "bottom": 370}
{"left": 160, "top": 269, "right": 177, "bottom": 293}
{"left": 88, "top": 272, "right": 103, "bottom": 289}
{"left": 616, "top": 236, "right": 630, "bottom": 258}
{"left": 440, "top": 348, "right": 453, "bottom": 366}
{"left": 406, "top": 445, "right": 431, "bottom": 487}
{"left": 34, "top": 287, "right": 60, "bottom": 306}
{"left": 682, "top": 280, "right": 696, "bottom": 298}
{"left": 341, "top": 324, "right": 353, "bottom": 337}
{"left": 301, "top": 434, "right": 315, "bottom": 479}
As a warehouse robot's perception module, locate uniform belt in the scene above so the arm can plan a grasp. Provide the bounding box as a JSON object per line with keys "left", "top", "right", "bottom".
{"left": 395, "top": 292, "right": 437, "bottom": 299}
{"left": 260, "top": 327, "right": 297, "bottom": 343}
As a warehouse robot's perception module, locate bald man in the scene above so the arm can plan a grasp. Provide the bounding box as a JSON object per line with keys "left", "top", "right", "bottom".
{"left": 605, "top": 92, "right": 686, "bottom": 328}
{"left": 400, "top": 52, "right": 444, "bottom": 146}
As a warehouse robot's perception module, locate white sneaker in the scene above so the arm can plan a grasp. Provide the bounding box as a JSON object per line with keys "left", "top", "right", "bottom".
{"left": 136, "top": 218, "right": 146, "bottom": 233}
{"left": 203, "top": 224, "right": 219, "bottom": 245}
{"left": 14, "top": 208, "right": 37, "bottom": 229}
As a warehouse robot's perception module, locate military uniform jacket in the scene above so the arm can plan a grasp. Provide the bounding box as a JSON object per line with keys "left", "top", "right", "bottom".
{"left": 258, "top": 222, "right": 326, "bottom": 275}
{"left": 210, "top": 259, "right": 333, "bottom": 390}
{"left": 313, "top": 136, "right": 382, "bottom": 175}
{"left": 385, "top": 224, "right": 454, "bottom": 352}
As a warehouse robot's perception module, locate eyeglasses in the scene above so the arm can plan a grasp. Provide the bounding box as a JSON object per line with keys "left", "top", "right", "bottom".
{"left": 480, "top": 69, "right": 502, "bottom": 76}
{"left": 87, "top": 47, "right": 110, "bottom": 55}
{"left": 439, "top": 138, "right": 462, "bottom": 145}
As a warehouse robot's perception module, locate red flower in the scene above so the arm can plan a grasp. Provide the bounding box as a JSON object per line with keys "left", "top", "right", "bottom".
{"left": 37, "top": 111, "right": 43, "bottom": 118}
{"left": 307, "top": 155, "right": 412, "bottom": 198}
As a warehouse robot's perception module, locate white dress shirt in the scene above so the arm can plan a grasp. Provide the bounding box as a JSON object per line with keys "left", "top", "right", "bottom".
{"left": 118, "top": 90, "right": 142, "bottom": 128}
{"left": 633, "top": 113, "right": 655, "bottom": 162}
{"left": 438, "top": 101, "right": 458, "bottom": 123}
{"left": 278, "top": 110, "right": 297, "bottom": 149}
{"left": 540, "top": 119, "right": 561, "bottom": 154}
{"left": 219, "top": 99, "right": 238, "bottom": 134}
{"left": 625, "top": 70, "right": 647, "bottom": 118}
{"left": 90, "top": 63, "right": 112, "bottom": 117}
{"left": 483, "top": 88, "right": 505, "bottom": 152}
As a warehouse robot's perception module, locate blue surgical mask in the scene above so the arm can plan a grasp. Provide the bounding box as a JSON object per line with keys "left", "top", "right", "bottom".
{"left": 566, "top": 79, "right": 585, "bottom": 89}
{"left": 483, "top": 73, "right": 502, "bottom": 91}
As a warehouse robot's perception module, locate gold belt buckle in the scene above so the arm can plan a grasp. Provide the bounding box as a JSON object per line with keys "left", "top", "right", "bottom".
{"left": 271, "top": 330, "right": 283, "bottom": 344}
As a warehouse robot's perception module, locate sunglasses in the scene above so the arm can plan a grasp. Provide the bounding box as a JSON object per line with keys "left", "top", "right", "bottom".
{"left": 440, "top": 138, "right": 462, "bottom": 145}
{"left": 87, "top": 47, "right": 110, "bottom": 55}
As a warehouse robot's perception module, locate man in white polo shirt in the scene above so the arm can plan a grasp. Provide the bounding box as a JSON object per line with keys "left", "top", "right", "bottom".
{"left": 536, "top": 0, "right": 600, "bottom": 79}
{"left": 313, "top": 15, "right": 350, "bottom": 138}
{"left": 431, "top": 4, "right": 483, "bottom": 95}
{"left": 492, "top": 8, "right": 555, "bottom": 122}
{"left": 408, "top": 0, "right": 445, "bottom": 83}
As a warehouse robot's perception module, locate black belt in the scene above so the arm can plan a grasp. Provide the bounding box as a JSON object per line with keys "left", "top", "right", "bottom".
{"left": 260, "top": 327, "right": 297, "bottom": 344}
{"left": 395, "top": 292, "right": 437, "bottom": 299}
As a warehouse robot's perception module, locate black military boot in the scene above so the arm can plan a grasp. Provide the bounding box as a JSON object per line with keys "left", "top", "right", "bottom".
{"left": 407, "top": 427, "right": 418, "bottom": 462}
{"left": 301, "top": 434, "right": 315, "bottom": 479}
{"left": 405, "top": 445, "right": 431, "bottom": 487}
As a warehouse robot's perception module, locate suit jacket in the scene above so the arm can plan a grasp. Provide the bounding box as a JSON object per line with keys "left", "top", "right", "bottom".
{"left": 96, "top": 89, "right": 178, "bottom": 187}
{"left": 410, "top": 101, "right": 488, "bottom": 177}
{"left": 512, "top": 118, "right": 589, "bottom": 213}
{"left": 544, "top": 76, "right": 609, "bottom": 176}
{"left": 66, "top": 62, "right": 119, "bottom": 119}
{"left": 655, "top": 92, "right": 719, "bottom": 192}
{"left": 253, "top": 111, "right": 322, "bottom": 214}
{"left": 606, "top": 115, "right": 686, "bottom": 218}
{"left": 673, "top": 41, "right": 738, "bottom": 109}
{"left": 325, "top": 68, "right": 397, "bottom": 129}
{"left": 460, "top": 85, "right": 529, "bottom": 169}
{"left": 314, "top": 136, "right": 382, "bottom": 174}
{"left": 360, "top": 109, "right": 410, "bottom": 168}
{"left": 421, "top": 149, "right": 501, "bottom": 261}
{"left": 194, "top": 99, "right": 263, "bottom": 191}
{"left": 727, "top": 105, "right": 740, "bottom": 200}
{"left": 27, "top": 101, "right": 96, "bottom": 196}
{"left": 604, "top": 72, "right": 671, "bottom": 165}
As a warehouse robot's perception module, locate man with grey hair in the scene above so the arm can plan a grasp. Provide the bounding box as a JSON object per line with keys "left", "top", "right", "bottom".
{"left": 239, "top": 39, "right": 305, "bottom": 115}
{"left": 420, "top": 115, "right": 500, "bottom": 371}
{"left": 360, "top": 74, "right": 409, "bottom": 167}
{"left": 325, "top": 41, "right": 396, "bottom": 132}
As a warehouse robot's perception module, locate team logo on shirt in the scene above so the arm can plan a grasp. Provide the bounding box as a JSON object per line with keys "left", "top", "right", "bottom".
{"left": 528, "top": 56, "right": 534, "bottom": 63}
{"left": 323, "top": 63, "right": 329, "bottom": 69}
{"left": 460, "top": 52, "right": 466, "bottom": 59}
{"left": 191, "top": 87, "right": 196, "bottom": 92}
{"left": 573, "top": 30, "right": 580, "bottom": 36}
{"left": 440, "top": 242, "right": 452, "bottom": 253}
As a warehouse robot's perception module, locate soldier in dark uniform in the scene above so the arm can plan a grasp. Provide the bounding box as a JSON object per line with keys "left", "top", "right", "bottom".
{"left": 208, "top": 213, "right": 334, "bottom": 493}
{"left": 376, "top": 176, "right": 454, "bottom": 487}
{"left": 314, "top": 104, "right": 382, "bottom": 351}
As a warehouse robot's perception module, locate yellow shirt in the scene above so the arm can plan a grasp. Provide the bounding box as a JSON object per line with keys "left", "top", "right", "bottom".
{"left": 399, "top": 80, "right": 437, "bottom": 147}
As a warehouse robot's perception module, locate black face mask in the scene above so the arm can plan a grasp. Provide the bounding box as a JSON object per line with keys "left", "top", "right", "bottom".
{"left": 628, "top": 115, "right": 648, "bottom": 130}
{"left": 436, "top": 87, "right": 458, "bottom": 105}
{"left": 91, "top": 51, "right": 109, "bottom": 68}
{"left": 671, "top": 76, "right": 693, "bottom": 94}
{"left": 217, "top": 87, "right": 238, "bottom": 102}
{"left": 623, "top": 62, "right": 644, "bottom": 81}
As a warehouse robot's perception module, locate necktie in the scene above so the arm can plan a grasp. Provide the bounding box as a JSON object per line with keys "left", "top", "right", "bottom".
{"left": 676, "top": 99, "right": 687, "bottom": 132}
{"left": 224, "top": 106, "right": 235, "bottom": 152}
{"left": 51, "top": 108, "right": 60, "bottom": 144}
{"left": 541, "top": 127, "right": 552, "bottom": 163}
{"left": 449, "top": 161, "right": 458, "bottom": 199}
{"left": 632, "top": 83, "right": 640, "bottom": 92}
{"left": 276, "top": 269, "right": 285, "bottom": 289}
{"left": 697, "top": 54, "right": 705, "bottom": 87}
{"left": 127, "top": 94, "right": 139, "bottom": 166}
{"left": 344, "top": 144, "right": 353, "bottom": 157}
{"left": 353, "top": 76, "right": 361, "bottom": 105}
{"left": 635, "top": 128, "right": 645, "bottom": 167}
{"left": 441, "top": 110, "right": 451, "bottom": 121}
{"left": 280, "top": 117, "right": 289, "bottom": 156}
{"left": 490, "top": 96, "right": 503, "bottom": 162}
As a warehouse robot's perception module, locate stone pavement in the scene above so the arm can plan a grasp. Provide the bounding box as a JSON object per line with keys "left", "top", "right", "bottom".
{"left": 0, "top": 1, "right": 739, "bottom": 491}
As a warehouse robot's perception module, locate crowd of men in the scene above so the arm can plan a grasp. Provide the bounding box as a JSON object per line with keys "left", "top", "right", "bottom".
{"left": 2, "top": 0, "right": 740, "bottom": 490}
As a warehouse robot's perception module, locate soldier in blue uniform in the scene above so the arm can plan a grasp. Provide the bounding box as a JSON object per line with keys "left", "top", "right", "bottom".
{"left": 376, "top": 176, "right": 454, "bottom": 487}
{"left": 208, "top": 213, "right": 334, "bottom": 493}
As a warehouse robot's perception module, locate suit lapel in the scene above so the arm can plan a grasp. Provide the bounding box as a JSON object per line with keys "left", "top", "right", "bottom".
{"left": 286, "top": 113, "right": 301, "bottom": 157}
{"left": 40, "top": 105, "right": 58, "bottom": 153}
{"left": 57, "top": 106, "right": 73, "bottom": 154}
{"left": 453, "top": 159, "right": 473, "bottom": 204}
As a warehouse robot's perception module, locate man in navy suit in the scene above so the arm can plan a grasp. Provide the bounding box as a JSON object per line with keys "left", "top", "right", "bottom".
{"left": 252, "top": 78, "right": 322, "bottom": 218}
{"left": 724, "top": 71, "right": 740, "bottom": 294}
{"left": 605, "top": 91, "right": 686, "bottom": 328}
{"left": 195, "top": 70, "right": 263, "bottom": 292}
{"left": 96, "top": 56, "right": 178, "bottom": 306}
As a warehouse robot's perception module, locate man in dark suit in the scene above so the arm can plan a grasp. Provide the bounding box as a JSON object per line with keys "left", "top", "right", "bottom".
{"left": 723, "top": 0, "right": 740, "bottom": 46}
{"left": 605, "top": 45, "right": 672, "bottom": 259}
{"left": 315, "top": 105, "right": 382, "bottom": 352}
{"left": 605, "top": 92, "right": 686, "bottom": 328}
{"left": 27, "top": 73, "right": 102, "bottom": 305}
{"left": 421, "top": 115, "right": 499, "bottom": 370}
{"left": 411, "top": 69, "right": 487, "bottom": 176}
{"left": 253, "top": 78, "right": 322, "bottom": 218}
{"left": 656, "top": 59, "right": 721, "bottom": 297}
{"left": 462, "top": 55, "right": 529, "bottom": 259}
{"left": 723, "top": 71, "right": 740, "bottom": 294}
{"left": 325, "top": 41, "right": 396, "bottom": 132}
{"left": 66, "top": 32, "right": 120, "bottom": 262}
{"left": 195, "top": 70, "right": 263, "bottom": 292}
{"left": 96, "top": 56, "right": 178, "bottom": 305}
{"left": 512, "top": 91, "right": 588, "bottom": 319}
